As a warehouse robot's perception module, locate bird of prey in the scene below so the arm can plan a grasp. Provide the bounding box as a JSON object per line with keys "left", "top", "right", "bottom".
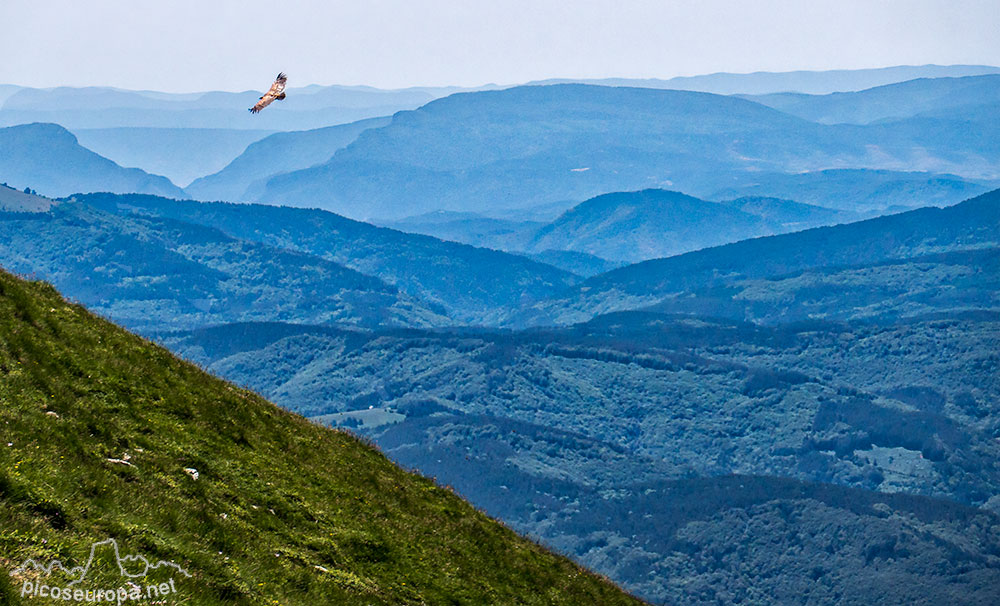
{"left": 249, "top": 72, "right": 287, "bottom": 114}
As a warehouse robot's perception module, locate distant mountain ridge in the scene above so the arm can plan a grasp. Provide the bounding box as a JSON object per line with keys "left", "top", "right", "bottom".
{"left": 73, "top": 127, "right": 276, "bottom": 187}
{"left": 743, "top": 74, "right": 1000, "bottom": 124}
{"left": 254, "top": 82, "right": 1000, "bottom": 220}
{"left": 0, "top": 123, "right": 186, "bottom": 198}
{"left": 185, "top": 117, "right": 390, "bottom": 202}
{"left": 529, "top": 64, "right": 1000, "bottom": 95}
{"left": 526, "top": 189, "right": 824, "bottom": 263}
{"left": 0, "top": 83, "right": 473, "bottom": 130}
{"left": 0, "top": 198, "right": 446, "bottom": 331}
{"left": 254, "top": 84, "right": 822, "bottom": 218}
{"left": 520, "top": 188, "right": 1000, "bottom": 326}
{"left": 710, "top": 168, "right": 990, "bottom": 211}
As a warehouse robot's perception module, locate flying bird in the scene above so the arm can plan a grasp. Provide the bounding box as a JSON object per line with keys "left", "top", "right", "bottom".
{"left": 249, "top": 72, "right": 287, "bottom": 114}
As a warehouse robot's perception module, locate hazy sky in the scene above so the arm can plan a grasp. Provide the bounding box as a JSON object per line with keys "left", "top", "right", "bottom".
{"left": 2, "top": 0, "right": 998, "bottom": 92}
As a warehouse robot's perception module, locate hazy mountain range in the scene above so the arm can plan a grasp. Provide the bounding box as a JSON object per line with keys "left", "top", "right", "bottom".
{"left": 186, "top": 116, "right": 390, "bottom": 202}
{"left": 2, "top": 66, "right": 1000, "bottom": 604}
{"left": 2, "top": 71, "right": 996, "bottom": 223}
{"left": 0, "top": 82, "right": 462, "bottom": 130}
{"left": 519, "top": 189, "right": 1000, "bottom": 326}
{"left": 4, "top": 63, "right": 995, "bottom": 129}
{"left": 525, "top": 190, "right": 847, "bottom": 263}
{"left": 529, "top": 64, "right": 1000, "bottom": 95}
{"left": 249, "top": 81, "right": 999, "bottom": 220}
{"left": 154, "top": 189, "right": 1000, "bottom": 604}
{"left": 73, "top": 127, "right": 276, "bottom": 186}
{"left": 743, "top": 74, "right": 1000, "bottom": 124}
{"left": 0, "top": 193, "right": 580, "bottom": 328}
{"left": 0, "top": 123, "right": 186, "bottom": 198}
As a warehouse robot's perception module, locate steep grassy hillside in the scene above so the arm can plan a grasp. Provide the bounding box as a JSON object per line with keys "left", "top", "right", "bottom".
{"left": 0, "top": 269, "right": 643, "bottom": 605}
{"left": 0, "top": 123, "right": 186, "bottom": 199}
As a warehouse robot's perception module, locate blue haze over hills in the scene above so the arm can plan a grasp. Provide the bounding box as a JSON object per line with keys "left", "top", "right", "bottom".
{"left": 2, "top": 65, "right": 1000, "bottom": 605}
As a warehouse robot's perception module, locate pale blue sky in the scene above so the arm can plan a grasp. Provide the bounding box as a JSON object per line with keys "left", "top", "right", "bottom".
{"left": 2, "top": 0, "right": 998, "bottom": 92}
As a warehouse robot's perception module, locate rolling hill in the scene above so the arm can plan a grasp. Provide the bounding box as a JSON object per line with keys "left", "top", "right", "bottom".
{"left": 744, "top": 74, "right": 1000, "bottom": 124}
{"left": 709, "top": 168, "right": 990, "bottom": 212}
{"left": 161, "top": 307, "right": 1000, "bottom": 604}
{"left": 520, "top": 188, "right": 1000, "bottom": 326}
{"left": 77, "top": 193, "right": 580, "bottom": 325}
{"left": 0, "top": 268, "right": 644, "bottom": 606}
{"left": 0, "top": 199, "right": 446, "bottom": 331}
{"left": 144, "top": 190, "right": 1000, "bottom": 604}
{"left": 527, "top": 190, "right": 800, "bottom": 263}
{"left": 0, "top": 123, "right": 186, "bottom": 198}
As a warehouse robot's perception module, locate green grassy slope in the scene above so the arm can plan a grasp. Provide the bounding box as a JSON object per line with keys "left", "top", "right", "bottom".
{"left": 0, "top": 270, "right": 643, "bottom": 606}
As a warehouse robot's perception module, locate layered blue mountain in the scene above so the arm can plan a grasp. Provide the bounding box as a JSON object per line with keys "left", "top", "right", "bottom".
{"left": 185, "top": 117, "right": 390, "bottom": 202}
{"left": 711, "top": 168, "right": 990, "bottom": 211}
{"left": 744, "top": 74, "right": 1000, "bottom": 124}
{"left": 0, "top": 123, "right": 186, "bottom": 198}
{"left": 253, "top": 85, "right": 820, "bottom": 218}
{"left": 382, "top": 210, "right": 546, "bottom": 252}
{"left": 532, "top": 64, "right": 1000, "bottom": 95}
{"left": 0, "top": 197, "right": 445, "bottom": 331}
{"left": 0, "top": 83, "right": 467, "bottom": 130}
{"left": 73, "top": 127, "right": 275, "bottom": 186}
{"left": 253, "top": 84, "right": 1000, "bottom": 220}
{"left": 521, "top": 188, "right": 1000, "bottom": 326}
{"left": 526, "top": 189, "right": 852, "bottom": 263}
{"left": 35, "top": 193, "right": 580, "bottom": 325}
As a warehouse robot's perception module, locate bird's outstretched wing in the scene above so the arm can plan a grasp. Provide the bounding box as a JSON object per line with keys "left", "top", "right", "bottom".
{"left": 249, "top": 72, "right": 287, "bottom": 114}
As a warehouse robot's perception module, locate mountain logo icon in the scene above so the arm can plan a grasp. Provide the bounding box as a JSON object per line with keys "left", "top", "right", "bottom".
{"left": 11, "top": 538, "right": 192, "bottom": 586}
